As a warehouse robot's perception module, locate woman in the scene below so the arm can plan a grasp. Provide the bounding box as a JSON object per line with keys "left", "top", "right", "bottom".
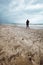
{"left": 26, "top": 19, "right": 29, "bottom": 28}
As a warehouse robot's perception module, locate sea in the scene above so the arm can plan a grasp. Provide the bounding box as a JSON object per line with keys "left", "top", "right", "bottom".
{"left": 0, "top": 23, "right": 43, "bottom": 29}
{"left": 17, "top": 24, "right": 43, "bottom": 29}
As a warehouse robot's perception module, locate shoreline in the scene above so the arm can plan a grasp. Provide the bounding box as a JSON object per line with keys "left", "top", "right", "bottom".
{"left": 0, "top": 24, "right": 43, "bottom": 30}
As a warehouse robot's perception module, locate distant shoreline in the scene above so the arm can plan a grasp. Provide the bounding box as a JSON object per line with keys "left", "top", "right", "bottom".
{"left": 0, "top": 22, "right": 43, "bottom": 25}
{"left": 0, "top": 24, "right": 43, "bottom": 29}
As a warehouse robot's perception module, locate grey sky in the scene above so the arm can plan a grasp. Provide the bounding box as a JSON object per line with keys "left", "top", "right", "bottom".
{"left": 0, "top": 0, "right": 43, "bottom": 24}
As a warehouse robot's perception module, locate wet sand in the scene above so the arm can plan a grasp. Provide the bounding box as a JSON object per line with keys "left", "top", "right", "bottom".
{"left": 0, "top": 25, "right": 43, "bottom": 65}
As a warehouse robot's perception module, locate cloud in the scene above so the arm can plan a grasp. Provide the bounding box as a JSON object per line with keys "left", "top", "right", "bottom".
{"left": 25, "top": 4, "right": 43, "bottom": 10}
{"left": 0, "top": 0, "right": 43, "bottom": 24}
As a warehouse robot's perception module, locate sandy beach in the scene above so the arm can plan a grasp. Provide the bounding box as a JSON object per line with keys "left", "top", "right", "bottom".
{"left": 0, "top": 24, "right": 43, "bottom": 65}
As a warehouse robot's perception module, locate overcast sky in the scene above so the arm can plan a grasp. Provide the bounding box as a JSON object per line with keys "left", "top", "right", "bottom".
{"left": 0, "top": 0, "right": 43, "bottom": 24}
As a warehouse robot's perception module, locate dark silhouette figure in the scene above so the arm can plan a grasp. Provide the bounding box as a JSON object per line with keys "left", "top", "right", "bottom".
{"left": 26, "top": 19, "right": 29, "bottom": 28}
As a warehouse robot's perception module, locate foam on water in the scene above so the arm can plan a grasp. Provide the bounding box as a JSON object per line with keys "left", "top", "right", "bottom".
{"left": 16, "top": 24, "right": 43, "bottom": 29}
{"left": 0, "top": 23, "right": 43, "bottom": 29}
